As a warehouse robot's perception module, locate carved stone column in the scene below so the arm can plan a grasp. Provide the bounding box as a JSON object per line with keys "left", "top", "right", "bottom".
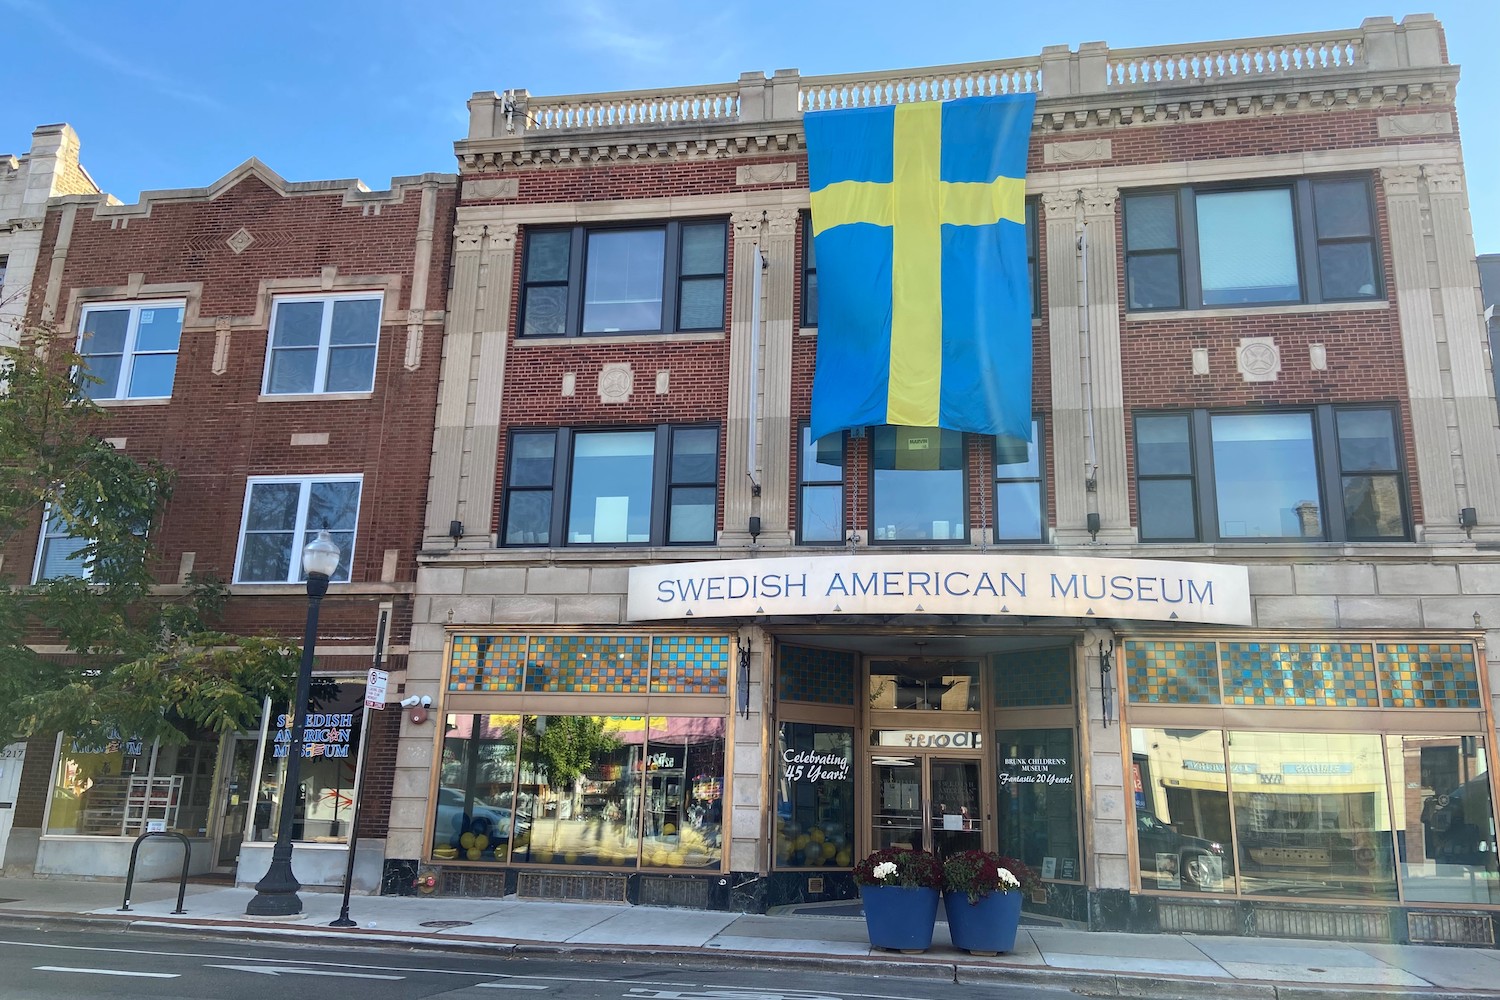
{"left": 722, "top": 210, "right": 765, "bottom": 546}
{"left": 1043, "top": 190, "right": 1090, "bottom": 543}
{"left": 1080, "top": 186, "right": 1133, "bottom": 544}
{"left": 424, "top": 220, "right": 517, "bottom": 547}
{"left": 756, "top": 208, "right": 799, "bottom": 546}
{"left": 1381, "top": 166, "right": 1499, "bottom": 541}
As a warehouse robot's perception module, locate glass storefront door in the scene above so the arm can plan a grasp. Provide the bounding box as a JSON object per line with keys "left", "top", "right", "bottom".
{"left": 214, "top": 736, "right": 259, "bottom": 869}
{"left": 871, "top": 754, "right": 982, "bottom": 860}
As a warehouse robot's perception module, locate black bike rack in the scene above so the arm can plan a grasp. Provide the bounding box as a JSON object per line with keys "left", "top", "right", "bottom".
{"left": 119, "top": 831, "right": 191, "bottom": 914}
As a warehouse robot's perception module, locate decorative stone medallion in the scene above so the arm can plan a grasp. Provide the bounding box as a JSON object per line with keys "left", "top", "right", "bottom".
{"left": 1237, "top": 337, "right": 1280, "bottom": 382}
{"left": 226, "top": 227, "right": 255, "bottom": 254}
{"left": 598, "top": 363, "right": 634, "bottom": 402}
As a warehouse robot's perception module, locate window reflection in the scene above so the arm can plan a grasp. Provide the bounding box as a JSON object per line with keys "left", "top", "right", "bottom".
{"left": 1388, "top": 735, "right": 1499, "bottom": 903}
{"left": 434, "top": 714, "right": 523, "bottom": 861}
{"left": 869, "top": 660, "right": 980, "bottom": 711}
{"left": 1228, "top": 731, "right": 1396, "bottom": 900}
{"left": 775, "top": 723, "right": 854, "bottom": 868}
{"left": 1129, "top": 728, "right": 1234, "bottom": 892}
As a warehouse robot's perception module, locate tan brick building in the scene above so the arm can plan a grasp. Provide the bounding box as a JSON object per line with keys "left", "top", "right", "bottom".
{"left": 394, "top": 15, "right": 1500, "bottom": 943}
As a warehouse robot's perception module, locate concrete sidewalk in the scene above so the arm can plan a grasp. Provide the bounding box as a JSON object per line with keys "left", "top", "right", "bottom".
{"left": 2, "top": 876, "right": 1500, "bottom": 999}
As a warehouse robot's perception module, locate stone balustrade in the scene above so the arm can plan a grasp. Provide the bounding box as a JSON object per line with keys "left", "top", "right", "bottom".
{"left": 464, "top": 14, "right": 1444, "bottom": 139}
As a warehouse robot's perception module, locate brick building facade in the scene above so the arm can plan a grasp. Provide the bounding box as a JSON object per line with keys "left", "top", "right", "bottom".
{"left": 391, "top": 15, "right": 1500, "bottom": 943}
{"left": 2, "top": 158, "right": 455, "bottom": 889}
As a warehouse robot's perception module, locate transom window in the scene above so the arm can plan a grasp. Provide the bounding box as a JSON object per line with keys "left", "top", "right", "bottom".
{"left": 235, "top": 475, "right": 361, "bottom": 583}
{"left": 1134, "top": 406, "right": 1407, "bottom": 543}
{"left": 870, "top": 426, "right": 967, "bottom": 543}
{"left": 798, "top": 425, "right": 844, "bottom": 544}
{"left": 76, "top": 300, "right": 184, "bottom": 400}
{"left": 1123, "top": 176, "right": 1380, "bottom": 311}
{"left": 521, "top": 220, "right": 727, "bottom": 337}
{"left": 502, "top": 425, "right": 719, "bottom": 546}
{"left": 994, "top": 419, "right": 1044, "bottom": 542}
{"left": 263, "top": 293, "right": 381, "bottom": 395}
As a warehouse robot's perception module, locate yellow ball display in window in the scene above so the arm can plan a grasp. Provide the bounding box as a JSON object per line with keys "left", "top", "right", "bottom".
{"left": 836, "top": 849, "right": 852, "bottom": 866}
{"left": 460, "top": 832, "right": 475, "bottom": 849}
{"left": 810, "top": 828, "right": 826, "bottom": 843}
{"left": 473, "top": 834, "right": 489, "bottom": 850}
{"left": 651, "top": 849, "right": 669, "bottom": 866}
{"left": 821, "top": 841, "right": 837, "bottom": 860}
{"left": 668, "top": 851, "right": 685, "bottom": 866}
{"left": 466, "top": 847, "right": 482, "bottom": 860}
{"left": 663, "top": 823, "right": 676, "bottom": 836}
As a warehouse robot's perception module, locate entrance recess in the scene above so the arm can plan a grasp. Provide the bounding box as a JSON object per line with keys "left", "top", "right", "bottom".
{"left": 213, "top": 736, "right": 259, "bottom": 870}
{"left": 871, "top": 754, "right": 982, "bottom": 860}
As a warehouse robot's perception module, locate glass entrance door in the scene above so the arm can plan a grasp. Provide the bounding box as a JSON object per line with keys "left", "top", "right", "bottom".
{"left": 214, "top": 736, "right": 258, "bottom": 869}
{"left": 871, "top": 754, "right": 982, "bottom": 860}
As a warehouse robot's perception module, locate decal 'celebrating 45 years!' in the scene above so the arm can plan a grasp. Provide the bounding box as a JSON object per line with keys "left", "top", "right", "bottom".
{"left": 627, "top": 553, "right": 1251, "bottom": 626}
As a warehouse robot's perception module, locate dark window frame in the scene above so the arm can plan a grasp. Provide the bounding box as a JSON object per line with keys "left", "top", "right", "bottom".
{"left": 501, "top": 424, "right": 720, "bottom": 547}
{"left": 1123, "top": 175, "right": 1382, "bottom": 312}
{"left": 1132, "top": 404, "right": 1410, "bottom": 543}
{"left": 866, "top": 425, "right": 970, "bottom": 545}
{"left": 993, "top": 417, "right": 1046, "bottom": 543}
{"left": 1025, "top": 198, "right": 1040, "bottom": 319}
{"left": 519, "top": 219, "right": 728, "bottom": 337}
{"left": 796, "top": 423, "right": 845, "bottom": 546}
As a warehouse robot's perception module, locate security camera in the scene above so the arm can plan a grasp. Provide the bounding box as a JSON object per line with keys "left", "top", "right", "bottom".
{"left": 399, "top": 695, "right": 421, "bottom": 708}
{"left": 420, "top": 695, "right": 432, "bottom": 708}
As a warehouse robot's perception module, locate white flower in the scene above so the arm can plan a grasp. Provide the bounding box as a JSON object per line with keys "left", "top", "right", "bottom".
{"left": 872, "top": 861, "right": 899, "bottom": 881}
{"left": 997, "top": 867, "right": 1021, "bottom": 890}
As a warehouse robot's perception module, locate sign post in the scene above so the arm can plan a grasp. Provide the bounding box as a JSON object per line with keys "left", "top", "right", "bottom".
{"left": 330, "top": 609, "right": 388, "bottom": 928}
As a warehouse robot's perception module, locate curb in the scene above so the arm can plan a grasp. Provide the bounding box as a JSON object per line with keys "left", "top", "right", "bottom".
{"left": 4, "top": 908, "right": 1500, "bottom": 1000}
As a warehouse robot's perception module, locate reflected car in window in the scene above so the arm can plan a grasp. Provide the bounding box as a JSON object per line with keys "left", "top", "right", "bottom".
{"left": 1137, "top": 811, "right": 1227, "bottom": 889}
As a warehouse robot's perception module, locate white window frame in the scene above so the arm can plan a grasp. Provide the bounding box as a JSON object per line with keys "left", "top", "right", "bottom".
{"left": 262, "top": 292, "right": 383, "bottom": 396}
{"left": 233, "top": 474, "right": 362, "bottom": 584}
{"left": 32, "top": 500, "right": 91, "bottom": 583}
{"left": 75, "top": 299, "right": 185, "bottom": 401}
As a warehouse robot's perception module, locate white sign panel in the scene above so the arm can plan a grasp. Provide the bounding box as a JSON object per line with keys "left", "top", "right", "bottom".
{"left": 365, "top": 668, "right": 389, "bottom": 710}
{"left": 627, "top": 553, "right": 1251, "bottom": 625}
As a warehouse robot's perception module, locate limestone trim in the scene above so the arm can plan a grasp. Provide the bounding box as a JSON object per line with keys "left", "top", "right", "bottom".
{"left": 512, "top": 331, "right": 724, "bottom": 348}
{"left": 1080, "top": 186, "right": 1129, "bottom": 540}
{"left": 756, "top": 207, "right": 799, "bottom": 546}
{"left": 1126, "top": 300, "right": 1390, "bottom": 322}
{"left": 458, "top": 189, "right": 809, "bottom": 225}
{"left": 54, "top": 159, "right": 457, "bottom": 221}
{"left": 58, "top": 280, "right": 204, "bottom": 339}
{"left": 404, "top": 181, "right": 443, "bottom": 372}
{"left": 1044, "top": 190, "right": 1089, "bottom": 542}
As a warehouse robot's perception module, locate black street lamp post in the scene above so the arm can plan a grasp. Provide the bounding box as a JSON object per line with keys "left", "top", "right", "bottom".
{"left": 246, "top": 529, "right": 341, "bottom": 917}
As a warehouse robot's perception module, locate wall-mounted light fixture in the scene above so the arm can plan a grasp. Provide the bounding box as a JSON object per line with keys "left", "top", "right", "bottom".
{"left": 449, "top": 520, "right": 464, "bottom": 547}
{"left": 1460, "top": 507, "right": 1478, "bottom": 539}
{"left": 1086, "top": 512, "right": 1101, "bottom": 541}
{"left": 1099, "top": 636, "right": 1116, "bottom": 727}
{"left": 737, "top": 641, "right": 751, "bottom": 719}
{"left": 748, "top": 515, "right": 761, "bottom": 542}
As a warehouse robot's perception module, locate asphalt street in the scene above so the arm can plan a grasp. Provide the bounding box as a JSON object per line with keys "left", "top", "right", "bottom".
{"left": 0, "top": 926, "right": 1077, "bottom": 1000}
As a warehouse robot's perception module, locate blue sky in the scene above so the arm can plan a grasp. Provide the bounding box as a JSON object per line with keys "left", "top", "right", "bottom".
{"left": 5, "top": 1, "right": 1497, "bottom": 251}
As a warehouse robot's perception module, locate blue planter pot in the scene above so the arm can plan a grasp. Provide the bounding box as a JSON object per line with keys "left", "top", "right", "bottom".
{"left": 860, "top": 885, "right": 939, "bottom": 952}
{"left": 943, "top": 888, "right": 1023, "bottom": 955}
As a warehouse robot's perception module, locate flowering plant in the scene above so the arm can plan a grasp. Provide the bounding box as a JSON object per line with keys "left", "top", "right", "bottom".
{"left": 942, "top": 849, "right": 1042, "bottom": 900}
{"left": 852, "top": 846, "right": 943, "bottom": 889}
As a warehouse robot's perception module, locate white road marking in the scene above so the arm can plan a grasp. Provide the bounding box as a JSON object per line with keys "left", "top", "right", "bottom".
{"left": 36, "top": 966, "right": 179, "bottom": 979}
{"left": 626, "top": 991, "right": 843, "bottom": 1000}
{"left": 206, "top": 963, "right": 404, "bottom": 980}
{"left": 478, "top": 984, "right": 550, "bottom": 990}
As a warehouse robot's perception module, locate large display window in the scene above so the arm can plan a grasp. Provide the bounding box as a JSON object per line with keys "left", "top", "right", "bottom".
{"left": 775, "top": 722, "right": 854, "bottom": 867}
{"left": 252, "top": 679, "right": 365, "bottom": 843}
{"left": 45, "top": 730, "right": 217, "bottom": 838}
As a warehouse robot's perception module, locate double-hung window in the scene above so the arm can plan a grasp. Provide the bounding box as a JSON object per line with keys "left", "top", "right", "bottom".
{"left": 994, "top": 420, "right": 1045, "bottom": 542}
{"left": 1123, "top": 176, "right": 1380, "bottom": 311}
{"left": 263, "top": 293, "right": 381, "bottom": 395}
{"left": 798, "top": 425, "right": 844, "bottom": 544}
{"left": 33, "top": 502, "right": 90, "bottom": 582}
{"left": 870, "top": 426, "right": 967, "bottom": 542}
{"left": 502, "top": 425, "right": 719, "bottom": 546}
{"left": 520, "top": 220, "right": 727, "bottom": 336}
{"left": 1133, "top": 406, "right": 1407, "bottom": 543}
{"left": 235, "top": 475, "right": 361, "bottom": 582}
{"left": 76, "top": 300, "right": 183, "bottom": 400}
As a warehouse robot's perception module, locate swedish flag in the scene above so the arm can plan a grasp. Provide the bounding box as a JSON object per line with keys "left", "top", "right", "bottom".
{"left": 805, "top": 94, "right": 1036, "bottom": 443}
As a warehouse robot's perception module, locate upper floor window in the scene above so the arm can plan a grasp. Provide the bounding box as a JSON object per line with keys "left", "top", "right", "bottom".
{"left": 798, "top": 425, "right": 844, "bottom": 544}
{"left": 234, "top": 475, "right": 361, "bottom": 583}
{"left": 502, "top": 425, "right": 719, "bottom": 546}
{"left": 77, "top": 300, "right": 183, "bottom": 400}
{"left": 263, "top": 293, "right": 381, "bottom": 395}
{"left": 994, "top": 420, "right": 1044, "bottom": 542}
{"left": 521, "top": 221, "right": 727, "bottom": 337}
{"left": 1025, "top": 199, "right": 1039, "bottom": 318}
{"left": 871, "top": 426, "right": 967, "bottom": 543}
{"left": 1134, "top": 405, "right": 1407, "bottom": 543}
{"left": 33, "top": 502, "right": 90, "bottom": 582}
{"left": 1123, "top": 176, "right": 1380, "bottom": 311}
{"left": 801, "top": 214, "right": 818, "bottom": 329}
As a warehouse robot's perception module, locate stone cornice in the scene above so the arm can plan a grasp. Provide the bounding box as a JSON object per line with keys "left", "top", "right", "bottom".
{"left": 456, "top": 67, "right": 1458, "bottom": 175}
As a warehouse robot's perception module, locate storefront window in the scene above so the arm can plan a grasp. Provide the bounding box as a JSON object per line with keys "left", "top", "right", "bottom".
{"left": 1129, "top": 728, "right": 1234, "bottom": 893}
{"left": 434, "top": 714, "right": 523, "bottom": 862}
{"left": 1386, "top": 735, "right": 1499, "bottom": 904}
{"left": 869, "top": 659, "right": 980, "bottom": 711}
{"left": 996, "top": 728, "right": 1081, "bottom": 881}
{"left": 775, "top": 723, "right": 854, "bottom": 867}
{"left": 510, "top": 715, "right": 725, "bottom": 869}
{"left": 46, "top": 730, "right": 217, "bottom": 837}
{"left": 1229, "top": 731, "right": 1395, "bottom": 900}
{"left": 253, "top": 680, "right": 364, "bottom": 843}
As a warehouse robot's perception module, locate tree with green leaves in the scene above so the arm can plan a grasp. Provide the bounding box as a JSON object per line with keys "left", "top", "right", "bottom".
{"left": 0, "top": 327, "right": 299, "bottom": 748}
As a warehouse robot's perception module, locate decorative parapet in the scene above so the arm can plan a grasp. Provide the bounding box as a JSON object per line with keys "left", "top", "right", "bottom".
{"left": 459, "top": 14, "right": 1449, "bottom": 163}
